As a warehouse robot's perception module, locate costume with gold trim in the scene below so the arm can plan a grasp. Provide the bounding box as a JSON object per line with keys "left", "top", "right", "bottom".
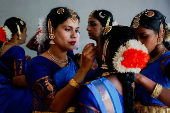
{"left": 26, "top": 55, "right": 79, "bottom": 112}
{"left": 0, "top": 46, "right": 31, "bottom": 113}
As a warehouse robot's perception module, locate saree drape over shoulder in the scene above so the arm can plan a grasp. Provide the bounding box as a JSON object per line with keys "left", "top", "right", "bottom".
{"left": 0, "top": 46, "right": 32, "bottom": 113}
{"left": 26, "top": 55, "right": 78, "bottom": 111}
{"left": 76, "top": 77, "right": 124, "bottom": 113}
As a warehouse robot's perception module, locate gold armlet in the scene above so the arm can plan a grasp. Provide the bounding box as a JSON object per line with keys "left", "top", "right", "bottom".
{"left": 151, "top": 83, "right": 163, "bottom": 99}
{"left": 69, "top": 79, "right": 81, "bottom": 89}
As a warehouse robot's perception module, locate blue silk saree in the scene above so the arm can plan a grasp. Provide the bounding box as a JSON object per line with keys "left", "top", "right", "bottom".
{"left": 0, "top": 46, "right": 32, "bottom": 113}
{"left": 26, "top": 55, "right": 78, "bottom": 111}
{"left": 77, "top": 77, "right": 124, "bottom": 113}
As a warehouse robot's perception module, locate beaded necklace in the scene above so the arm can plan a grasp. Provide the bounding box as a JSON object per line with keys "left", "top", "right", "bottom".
{"left": 48, "top": 50, "right": 68, "bottom": 64}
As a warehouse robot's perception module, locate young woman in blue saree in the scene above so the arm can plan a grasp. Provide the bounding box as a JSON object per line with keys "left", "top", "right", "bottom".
{"left": 130, "top": 9, "right": 170, "bottom": 112}
{"left": 0, "top": 17, "right": 31, "bottom": 113}
{"left": 26, "top": 7, "right": 96, "bottom": 112}
{"left": 76, "top": 26, "right": 150, "bottom": 113}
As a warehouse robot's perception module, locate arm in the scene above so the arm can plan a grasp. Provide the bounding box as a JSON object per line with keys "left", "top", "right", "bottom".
{"left": 26, "top": 33, "right": 37, "bottom": 51}
{"left": 135, "top": 71, "right": 170, "bottom": 107}
{"left": 13, "top": 47, "right": 29, "bottom": 88}
{"left": 50, "top": 43, "right": 96, "bottom": 112}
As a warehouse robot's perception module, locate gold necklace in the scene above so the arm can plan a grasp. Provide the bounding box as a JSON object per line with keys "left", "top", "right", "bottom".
{"left": 48, "top": 50, "right": 68, "bottom": 64}
{"left": 148, "top": 48, "right": 166, "bottom": 64}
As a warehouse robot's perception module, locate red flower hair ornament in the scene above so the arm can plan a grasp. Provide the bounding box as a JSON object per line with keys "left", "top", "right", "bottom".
{"left": 0, "top": 26, "right": 12, "bottom": 42}
{"left": 113, "top": 39, "right": 150, "bottom": 73}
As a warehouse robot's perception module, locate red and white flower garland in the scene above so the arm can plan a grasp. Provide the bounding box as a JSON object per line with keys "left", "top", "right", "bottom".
{"left": 113, "top": 39, "right": 150, "bottom": 73}
{"left": 0, "top": 26, "right": 12, "bottom": 42}
{"left": 36, "top": 17, "right": 48, "bottom": 44}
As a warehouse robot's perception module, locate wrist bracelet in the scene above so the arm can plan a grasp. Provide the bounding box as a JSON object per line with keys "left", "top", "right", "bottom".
{"left": 151, "top": 83, "right": 163, "bottom": 99}
{"left": 69, "top": 79, "right": 81, "bottom": 89}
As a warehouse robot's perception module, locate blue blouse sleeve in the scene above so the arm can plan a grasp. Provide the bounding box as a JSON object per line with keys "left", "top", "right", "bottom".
{"left": 12, "top": 46, "right": 26, "bottom": 75}
{"left": 26, "top": 57, "right": 58, "bottom": 106}
{"left": 13, "top": 46, "right": 26, "bottom": 60}
{"left": 76, "top": 86, "right": 100, "bottom": 113}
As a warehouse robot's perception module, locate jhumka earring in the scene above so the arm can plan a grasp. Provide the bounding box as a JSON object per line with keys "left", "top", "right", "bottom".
{"left": 48, "top": 19, "right": 55, "bottom": 44}
{"left": 158, "top": 23, "right": 164, "bottom": 44}
{"left": 103, "top": 17, "right": 112, "bottom": 35}
{"left": 16, "top": 23, "right": 21, "bottom": 40}
{"left": 101, "top": 39, "right": 109, "bottom": 69}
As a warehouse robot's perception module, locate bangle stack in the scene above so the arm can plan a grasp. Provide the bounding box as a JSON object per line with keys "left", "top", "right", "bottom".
{"left": 69, "top": 79, "right": 81, "bottom": 89}
{"left": 151, "top": 83, "right": 163, "bottom": 99}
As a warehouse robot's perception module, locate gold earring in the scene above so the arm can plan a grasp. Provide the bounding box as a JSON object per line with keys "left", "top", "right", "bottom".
{"left": 48, "top": 19, "right": 55, "bottom": 44}
{"left": 16, "top": 23, "right": 21, "bottom": 40}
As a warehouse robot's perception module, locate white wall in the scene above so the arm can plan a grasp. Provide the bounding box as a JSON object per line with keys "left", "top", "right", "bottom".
{"left": 0, "top": 0, "right": 170, "bottom": 58}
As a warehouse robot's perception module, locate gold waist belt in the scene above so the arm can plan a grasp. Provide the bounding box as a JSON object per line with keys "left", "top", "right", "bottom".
{"left": 134, "top": 105, "right": 170, "bottom": 113}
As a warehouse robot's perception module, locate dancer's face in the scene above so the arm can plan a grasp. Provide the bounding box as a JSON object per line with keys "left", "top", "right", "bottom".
{"left": 87, "top": 15, "right": 104, "bottom": 42}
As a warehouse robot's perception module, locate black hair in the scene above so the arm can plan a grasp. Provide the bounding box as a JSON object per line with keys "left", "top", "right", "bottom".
{"left": 44, "top": 7, "right": 80, "bottom": 51}
{"left": 92, "top": 10, "right": 113, "bottom": 27}
{"left": 101, "top": 26, "right": 137, "bottom": 113}
{"left": 0, "top": 17, "right": 26, "bottom": 50}
{"left": 130, "top": 9, "right": 170, "bottom": 50}
{"left": 4, "top": 17, "right": 26, "bottom": 37}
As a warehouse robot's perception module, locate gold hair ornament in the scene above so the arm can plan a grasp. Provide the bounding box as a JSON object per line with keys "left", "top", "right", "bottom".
{"left": 101, "top": 39, "right": 109, "bottom": 69}
{"left": 103, "top": 17, "right": 112, "bottom": 35}
{"left": 48, "top": 19, "right": 55, "bottom": 44}
{"left": 16, "top": 23, "right": 21, "bottom": 40}
{"left": 132, "top": 10, "right": 155, "bottom": 29}
{"left": 89, "top": 11, "right": 95, "bottom": 18}
{"left": 20, "top": 20, "right": 24, "bottom": 25}
{"left": 151, "top": 83, "right": 163, "bottom": 99}
{"left": 57, "top": 8, "right": 65, "bottom": 14}
{"left": 68, "top": 9, "right": 78, "bottom": 23}
{"left": 99, "top": 12, "right": 105, "bottom": 18}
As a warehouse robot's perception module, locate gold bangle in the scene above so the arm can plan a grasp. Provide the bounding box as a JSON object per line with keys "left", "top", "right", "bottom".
{"left": 69, "top": 79, "right": 81, "bottom": 89}
{"left": 66, "top": 107, "right": 76, "bottom": 113}
{"left": 151, "top": 83, "right": 163, "bottom": 99}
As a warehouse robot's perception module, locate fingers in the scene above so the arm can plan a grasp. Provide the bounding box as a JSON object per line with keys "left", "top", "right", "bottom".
{"left": 82, "top": 43, "right": 96, "bottom": 55}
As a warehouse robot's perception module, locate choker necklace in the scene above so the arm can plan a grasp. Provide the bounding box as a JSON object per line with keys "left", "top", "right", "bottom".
{"left": 102, "top": 72, "right": 117, "bottom": 77}
{"left": 148, "top": 48, "right": 166, "bottom": 64}
{"left": 48, "top": 50, "right": 68, "bottom": 64}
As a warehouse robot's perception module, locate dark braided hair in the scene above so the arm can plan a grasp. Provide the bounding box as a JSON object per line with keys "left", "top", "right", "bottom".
{"left": 130, "top": 9, "right": 170, "bottom": 50}
{"left": 101, "top": 26, "right": 137, "bottom": 113}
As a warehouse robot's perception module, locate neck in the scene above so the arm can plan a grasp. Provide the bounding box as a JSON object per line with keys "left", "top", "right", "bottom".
{"left": 9, "top": 35, "right": 20, "bottom": 46}
{"left": 150, "top": 44, "right": 167, "bottom": 59}
{"left": 48, "top": 45, "right": 67, "bottom": 60}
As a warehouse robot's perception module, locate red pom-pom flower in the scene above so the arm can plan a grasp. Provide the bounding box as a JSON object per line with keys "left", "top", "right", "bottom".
{"left": 113, "top": 39, "right": 150, "bottom": 73}
{"left": 0, "top": 27, "right": 7, "bottom": 42}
